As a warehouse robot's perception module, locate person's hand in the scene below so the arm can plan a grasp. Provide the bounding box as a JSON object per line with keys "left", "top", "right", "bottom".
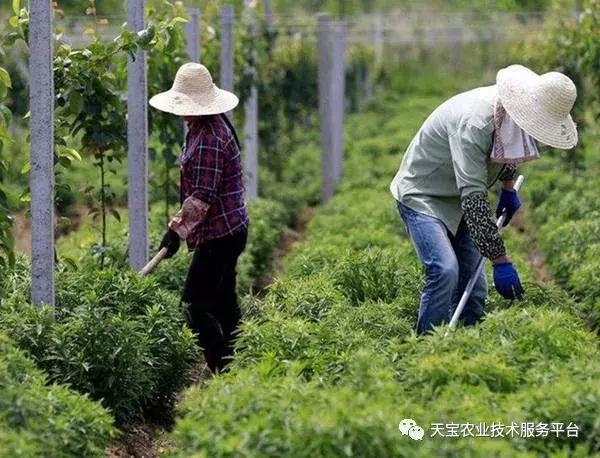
{"left": 493, "top": 262, "right": 524, "bottom": 300}
{"left": 496, "top": 188, "right": 521, "bottom": 226}
{"left": 159, "top": 229, "right": 181, "bottom": 259}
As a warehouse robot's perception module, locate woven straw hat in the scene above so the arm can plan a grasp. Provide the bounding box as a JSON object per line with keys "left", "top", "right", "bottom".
{"left": 149, "top": 63, "right": 239, "bottom": 116}
{"left": 496, "top": 65, "right": 577, "bottom": 149}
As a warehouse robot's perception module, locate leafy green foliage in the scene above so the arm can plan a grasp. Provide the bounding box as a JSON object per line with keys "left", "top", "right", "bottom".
{"left": 55, "top": 8, "right": 185, "bottom": 266}
{"left": 521, "top": 0, "right": 599, "bottom": 166}
{"left": 167, "top": 80, "right": 600, "bottom": 457}
{"left": 145, "top": 2, "right": 190, "bottom": 226}
{"left": 0, "top": 265, "right": 198, "bottom": 425}
{"left": 7, "top": 2, "right": 188, "bottom": 267}
{"left": 0, "top": 33, "right": 15, "bottom": 269}
{"left": 0, "top": 332, "right": 116, "bottom": 457}
{"left": 519, "top": 135, "right": 600, "bottom": 331}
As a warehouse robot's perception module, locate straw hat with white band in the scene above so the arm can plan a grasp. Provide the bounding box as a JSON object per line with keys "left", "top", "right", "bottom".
{"left": 149, "top": 63, "right": 239, "bottom": 116}
{"left": 496, "top": 64, "right": 577, "bottom": 150}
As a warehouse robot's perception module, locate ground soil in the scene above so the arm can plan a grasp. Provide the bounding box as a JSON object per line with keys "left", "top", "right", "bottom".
{"left": 511, "top": 205, "right": 554, "bottom": 284}
{"left": 12, "top": 205, "right": 90, "bottom": 255}
{"left": 105, "top": 363, "right": 212, "bottom": 458}
{"left": 255, "top": 206, "right": 315, "bottom": 290}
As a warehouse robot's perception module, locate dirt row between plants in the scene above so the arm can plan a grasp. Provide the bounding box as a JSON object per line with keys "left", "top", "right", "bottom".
{"left": 106, "top": 207, "right": 316, "bottom": 458}
{"left": 12, "top": 205, "right": 91, "bottom": 255}
{"left": 511, "top": 205, "right": 554, "bottom": 285}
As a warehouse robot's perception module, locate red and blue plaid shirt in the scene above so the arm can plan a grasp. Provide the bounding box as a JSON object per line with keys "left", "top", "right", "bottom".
{"left": 179, "top": 115, "right": 249, "bottom": 249}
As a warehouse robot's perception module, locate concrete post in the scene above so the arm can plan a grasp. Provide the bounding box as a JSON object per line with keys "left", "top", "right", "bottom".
{"left": 318, "top": 14, "right": 334, "bottom": 202}
{"left": 244, "top": 85, "right": 258, "bottom": 200}
{"left": 184, "top": 8, "right": 201, "bottom": 138}
{"left": 127, "top": 0, "right": 149, "bottom": 271}
{"left": 29, "top": 0, "right": 55, "bottom": 306}
{"left": 449, "top": 26, "right": 462, "bottom": 72}
{"left": 373, "top": 13, "right": 383, "bottom": 67}
{"left": 331, "top": 22, "right": 346, "bottom": 183}
{"left": 220, "top": 5, "right": 234, "bottom": 119}
{"left": 244, "top": 0, "right": 259, "bottom": 200}
{"left": 185, "top": 7, "right": 201, "bottom": 63}
{"left": 264, "top": 0, "right": 273, "bottom": 32}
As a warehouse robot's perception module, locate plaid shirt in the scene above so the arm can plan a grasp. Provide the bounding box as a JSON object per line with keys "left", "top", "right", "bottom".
{"left": 179, "top": 115, "right": 249, "bottom": 249}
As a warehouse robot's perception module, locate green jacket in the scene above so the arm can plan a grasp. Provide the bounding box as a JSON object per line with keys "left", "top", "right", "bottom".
{"left": 390, "top": 85, "right": 506, "bottom": 235}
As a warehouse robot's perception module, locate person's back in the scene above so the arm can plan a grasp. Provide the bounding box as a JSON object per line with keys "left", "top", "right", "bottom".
{"left": 390, "top": 85, "right": 505, "bottom": 235}
{"left": 181, "top": 114, "right": 248, "bottom": 248}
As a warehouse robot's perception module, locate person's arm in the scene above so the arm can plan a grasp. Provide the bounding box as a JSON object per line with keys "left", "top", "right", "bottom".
{"left": 498, "top": 163, "right": 517, "bottom": 185}
{"left": 496, "top": 164, "right": 521, "bottom": 226}
{"left": 169, "top": 135, "right": 226, "bottom": 240}
{"left": 449, "top": 125, "right": 523, "bottom": 299}
{"left": 461, "top": 193, "right": 523, "bottom": 299}
{"left": 460, "top": 192, "right": 507, "bottom": 262}
{"left": 449, "top": 122, "right": 507, "bottom": 262}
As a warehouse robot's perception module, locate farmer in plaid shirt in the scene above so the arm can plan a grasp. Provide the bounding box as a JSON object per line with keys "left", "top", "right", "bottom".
{"left": 150, "top": 63, "right": 248, "bottom": 373}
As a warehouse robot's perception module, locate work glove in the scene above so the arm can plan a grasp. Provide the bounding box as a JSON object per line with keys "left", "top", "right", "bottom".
{"left": 159, "top": 229, "right": 181, "bottom": 259}
{"left": 493, "top": 262, "right": 524, "bottom": 300}
{"left": 496, "top": 188, "right": 521, "bottom": 226}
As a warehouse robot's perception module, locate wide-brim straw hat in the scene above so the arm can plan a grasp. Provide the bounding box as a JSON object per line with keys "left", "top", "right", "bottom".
{"left": 149, "top": 63, "right": 239, "bottom": 116}
{"left": 496, "top": 65, "right": 577, "bottom": 149}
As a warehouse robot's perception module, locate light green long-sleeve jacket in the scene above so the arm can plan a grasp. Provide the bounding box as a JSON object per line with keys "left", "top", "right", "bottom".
{"left": 390, "top": 85, "right": 506, "bottom": 235}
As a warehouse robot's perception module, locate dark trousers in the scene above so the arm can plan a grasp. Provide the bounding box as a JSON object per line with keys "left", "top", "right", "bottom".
{"left": 182, "top": 229, "right": 247, "bottom": 372}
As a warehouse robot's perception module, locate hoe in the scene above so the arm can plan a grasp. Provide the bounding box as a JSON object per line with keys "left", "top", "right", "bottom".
{"left": 445, "top": 174, "right": 525, "bottom": 336}
{"left": 139, "top": 247, "right": 168, "bottom": 277}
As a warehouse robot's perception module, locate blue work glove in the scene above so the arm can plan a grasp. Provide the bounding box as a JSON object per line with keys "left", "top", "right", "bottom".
{"left": 496, "top": 188, "right": 521, "bottom": 226}
{"left": 493, "top": 262, "right": 524, "bottom": 300}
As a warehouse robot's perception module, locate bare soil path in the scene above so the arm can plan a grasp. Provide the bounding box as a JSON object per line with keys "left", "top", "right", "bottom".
{"left": 512, "top": 205, "right": 554, "bottom": 284}
{"left": 12, "top": 205, "right": 90, "bottom": 255}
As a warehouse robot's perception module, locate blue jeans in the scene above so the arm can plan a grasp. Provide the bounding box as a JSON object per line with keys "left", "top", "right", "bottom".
{"left": 397, "top": 201, "right": 487, "bottom": 334}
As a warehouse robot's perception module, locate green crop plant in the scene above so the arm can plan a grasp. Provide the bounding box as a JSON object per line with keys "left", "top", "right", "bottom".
{"left": 0, "top": 332, "right": 116, "bottom": 457}
{"left": 166, "top": 78, "right": 600, "bottom": 456}
{"left": 54, "top": 195, "right": 292, "bottom": 297}
{"left": 0, "top": 1, "right": 20, "bottom": 270}
{"left": 0, "top": 265, "right": 198, "bottom": 425}
{"left": 8, "top": 1, "right": 188, "bottom": 268}
{"left": 145, "top": 1, "right": 190, "bottom": 227}
{"left": 262, "top": 274, "right": 346, "bottom": 322}
{"left": 331, "top": 248, "right": 423, "bottom": 306}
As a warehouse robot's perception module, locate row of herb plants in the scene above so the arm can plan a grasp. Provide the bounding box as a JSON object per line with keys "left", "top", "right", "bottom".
{"left": 165, "top": 80, "right": 600, "bottom": 457}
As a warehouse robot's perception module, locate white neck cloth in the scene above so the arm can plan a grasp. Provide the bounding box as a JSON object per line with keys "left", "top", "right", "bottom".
{"left": 491, "top": 100, "right": 540, "bottom": 164}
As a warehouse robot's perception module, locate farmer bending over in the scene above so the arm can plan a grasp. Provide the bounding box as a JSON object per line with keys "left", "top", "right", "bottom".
{"left": 390, "top": 65, "right": 577, "bottom": 335}
{"left": 150, "top": 63, "right": 249, "bottom": 372}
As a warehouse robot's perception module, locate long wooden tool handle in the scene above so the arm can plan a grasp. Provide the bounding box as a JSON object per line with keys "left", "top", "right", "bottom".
{"left": 139, "top": 248, "right": 168, "bottom": 277}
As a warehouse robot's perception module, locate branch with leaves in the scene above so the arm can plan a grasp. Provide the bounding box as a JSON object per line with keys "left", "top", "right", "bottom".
{"left": 0, "top": 0, "right": 23, "bottom": 270}
{"left": 8, "top": 0, "right": 188, "bottom": 268}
